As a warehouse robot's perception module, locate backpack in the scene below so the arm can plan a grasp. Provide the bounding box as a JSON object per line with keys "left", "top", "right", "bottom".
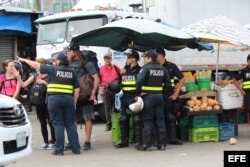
{"left": 81, "top": 50, "right": 100, "bottom": 75}
{"left": 29, "top": 83, "right": 47, "bottom": 106}
{"left": 77, "top": 50, "right": 99, "bottom": 105}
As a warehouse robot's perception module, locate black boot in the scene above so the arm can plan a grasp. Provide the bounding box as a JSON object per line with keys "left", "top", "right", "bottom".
{"left": 169, "top": 138, "right": 183, "bottom": 145}
{"left": 133, "top": 115, "right": 143, "bottom": 149}
{"left": 137, "top": 132, "right": 152, "bottom": 151}
{"left": 115, "top": 116, "right": 129, "bottom": 148}
{"left": 167, "top": 114, "right": 183, "bottom": 145}
{"left": 157, "top": 129, "right": 167, "bottom": 150}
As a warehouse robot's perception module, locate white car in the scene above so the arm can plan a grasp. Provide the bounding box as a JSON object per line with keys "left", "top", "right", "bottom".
{"left": 0, "top": 94, "right": 32, "bottom": 167}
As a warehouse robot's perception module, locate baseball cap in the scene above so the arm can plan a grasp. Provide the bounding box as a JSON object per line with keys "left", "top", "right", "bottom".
{"left": 155, "top": 48, "right": 166, "bottom": 56}
{"left": 57, "top": 53, "right": 68, "bottom": 63}
{"left": 67, "top": 42, "right": 80, "bottom": 51}
{"left": 126, "top": 50, "right": 139, "bottom": 61}
{"left": 145, "top": 49, "right": 158, "bottom": 59}
{"left": 104, "top": 51, "right": 112, "bottom": 59}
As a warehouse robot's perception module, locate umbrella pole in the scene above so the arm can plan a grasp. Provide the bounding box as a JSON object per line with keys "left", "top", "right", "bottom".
{"left": 215, "top": 43, "right": 220, "bottom": 84}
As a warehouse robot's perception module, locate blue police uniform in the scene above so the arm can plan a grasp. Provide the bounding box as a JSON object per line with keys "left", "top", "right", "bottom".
{"left": 40, "top": 64, "right": 80, "bottom": 155}
{"left": 136, "top": 51, "right": 171, "bottom": 150}
{"left": 115, "top": 64, "right": 142, "bottom": 148}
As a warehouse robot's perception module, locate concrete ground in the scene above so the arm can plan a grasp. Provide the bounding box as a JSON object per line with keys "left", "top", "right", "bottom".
{"left": 8, "top": 111, "right": 250, "bottom": 167}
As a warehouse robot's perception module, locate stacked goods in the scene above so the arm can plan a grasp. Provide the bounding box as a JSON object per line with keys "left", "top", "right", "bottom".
{"left": 183, "top": 72, "right": 196, "bottom": 92}
{"left": 195, "top": 70, "right": 212, "bottom": 90}
{"left": 185, "top": 96, "right": 221, "bottom": 113}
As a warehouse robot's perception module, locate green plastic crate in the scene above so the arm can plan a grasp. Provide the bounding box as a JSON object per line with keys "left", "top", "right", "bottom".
{"left": 188, "top": 127, "right": 219, "bottom": 143}
{"left": 177, "top": 117, "right": 189, "bottom": 141}
{"left": 111, "top": 113, "right": 134, "bottom": 144}
{"left": 189, "top": 114, "right": 218, "bottom": 128}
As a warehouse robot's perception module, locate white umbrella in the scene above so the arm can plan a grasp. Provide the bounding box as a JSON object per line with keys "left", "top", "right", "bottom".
{"left": 182, "top": 15, "right": 250, "bottom": 83}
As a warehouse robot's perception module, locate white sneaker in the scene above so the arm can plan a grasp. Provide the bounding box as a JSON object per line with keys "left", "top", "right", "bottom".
{"left": 47, "top": 144, "right": 54, "bottom": 150}
{"left": 39, "top": 143, "right": 48, "bottom": 150}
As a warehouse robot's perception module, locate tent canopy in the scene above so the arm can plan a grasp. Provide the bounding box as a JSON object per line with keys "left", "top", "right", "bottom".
{"left": 0, "top": 14, "right": 31, "bottom": 33}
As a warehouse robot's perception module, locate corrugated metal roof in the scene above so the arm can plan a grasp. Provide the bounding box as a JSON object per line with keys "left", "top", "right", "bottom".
{"left": 0, "top": 6, "right": 41, "bottom": 13}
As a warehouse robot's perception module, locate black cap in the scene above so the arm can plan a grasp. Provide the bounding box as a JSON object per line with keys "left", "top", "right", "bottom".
{"left": 67, "top": 42, "right": 80, "bottom": 51}
{"left": 145, "top": 50, "right": 158, "bottom": 59}
{"left": 247, "top": 54, "right": 250, "bottom": 61}
{"left": 57, "top": 53, "right": 68, "bottom": 63}
{"left": 155, "top": 48, "right": 166, "bottom": 56}
{"left": 126, "top": 50, "right": 139, "bottom": 61}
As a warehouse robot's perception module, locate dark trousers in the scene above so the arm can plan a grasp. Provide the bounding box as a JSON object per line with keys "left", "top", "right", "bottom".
{"left": 104, "top": 89, "right": 115, "bottom": 127}
{"left": 245, "top": 91, "right": 250, "bottom": 113}
{"left": 36, "top": 104, "right": 55, "bottom": 144}
{"left": 163, "top": 94, "right": 179, "bottom": 140}
{"left": 142, "top": 94, "right": 166, "bottom": 134}
{"left": 48, "top": 95, "right": 80, "bottom": 153}
{"left": 120, "top": 94, "right": 142, "bottom": 144}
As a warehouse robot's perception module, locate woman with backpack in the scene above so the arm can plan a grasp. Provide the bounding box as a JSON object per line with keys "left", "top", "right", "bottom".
{"left": 14, "top": 58, "right": 56, "bottom": 150}
{"left": 0, "top": 59, "right": 21, "bottom": 99}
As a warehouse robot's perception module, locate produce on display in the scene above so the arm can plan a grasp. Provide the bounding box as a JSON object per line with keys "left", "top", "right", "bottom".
{"left": 195, "top": 70, "right": 212, "bottom": 79}
{"left": 186, "top": 96, "right": 221, "bottom": 112}
{"left": 183, "top": 72, "right": 195, "bottom": 83}
{"left": 217, "top": 80, "right": 233, "bottom": 88}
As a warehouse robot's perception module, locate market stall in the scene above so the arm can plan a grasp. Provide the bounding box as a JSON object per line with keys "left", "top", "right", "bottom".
{"left": 177, "top": 70, "right": 245, "bottom": 143}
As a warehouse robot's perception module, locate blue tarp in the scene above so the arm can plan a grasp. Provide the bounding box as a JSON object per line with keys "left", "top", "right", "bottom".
{"left": 0, "top": 14, "right": 31, "bottom": 33}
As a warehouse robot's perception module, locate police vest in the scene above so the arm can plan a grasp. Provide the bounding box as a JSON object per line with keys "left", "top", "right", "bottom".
{"left": 47, "top": 67, "right": 74, "bottom": 95}
{"left": 121, "top": 66, "right": 141, "bottom": 94}
{"left": 142, "top": 65, "right": 164, "bottom": 93}
{"left": 242, "top": 67, "right": 250, "bottom": 90}
{"left": 162, "top": 61, "right": 176, "bottom": 87}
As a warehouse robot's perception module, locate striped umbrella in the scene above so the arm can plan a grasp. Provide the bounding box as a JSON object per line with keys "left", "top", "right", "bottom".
{"left": 182, "top": 15, "right": 250, "bottom": 83}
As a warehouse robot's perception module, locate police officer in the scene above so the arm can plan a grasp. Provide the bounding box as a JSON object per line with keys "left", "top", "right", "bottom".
{"left": 17, "top": 53, "right": 81, "bottom": 155}
{"left": 233, "top": 54, "right": 250, "bottom": 114}
{"left": 115, "top": 50, "right": 142, "bottom": 149}
{"left": 136, "top": 50, "right": 171, "bottom": 151}
{"left": 156, "top": 48, "right": 185, "bottom": 145}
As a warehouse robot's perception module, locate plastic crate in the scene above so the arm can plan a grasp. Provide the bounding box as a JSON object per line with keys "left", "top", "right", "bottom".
{"left": 188, "top": 127, "right": 219, "bottom": 143}
{"left": 189, "top": 114, "right": 218, "bottom": 128}
{"left": 177, "top": 117, "right": 189, "bottom": 141}
{"left": 219, "top": 109, "right": 238, "bottom": 136}
{"left": 111, "top": 113, "right": 134, "bottom": 144}
{"left": 219, "top": 123, "right": 235, "bottom": 141}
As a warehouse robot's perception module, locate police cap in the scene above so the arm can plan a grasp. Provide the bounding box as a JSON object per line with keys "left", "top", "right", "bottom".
{"left": 57, "top": 53, "right": 68, "bottom": 63}
{"left": 126, "top": 50, "right": 139, "bottom": 61}
{"left": 145, "top": 50, "right": 158, "bottom": 59}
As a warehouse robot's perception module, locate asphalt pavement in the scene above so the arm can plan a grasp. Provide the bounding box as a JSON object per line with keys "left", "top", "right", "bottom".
{"left": 8, "top": 111, "right": 250, "bottom": 167}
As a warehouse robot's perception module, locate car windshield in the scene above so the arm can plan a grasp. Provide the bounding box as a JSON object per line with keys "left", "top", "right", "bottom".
{"left": 37, "top": 16, "right": 107, "bottom": 45}
{"left": 66, "top": 16, "right": 107, "bottom": 42}
{"left": 37, "top": 20, "right": 66, "bottom": 44}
